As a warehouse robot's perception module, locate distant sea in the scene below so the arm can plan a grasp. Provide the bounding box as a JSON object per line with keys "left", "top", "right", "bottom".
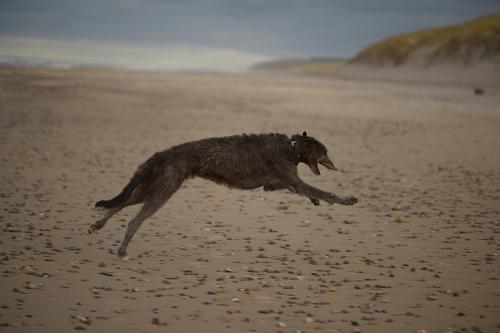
{"left": 0, "top": 55, "right": 144, "bottom": 71}
{"left": 0, "top": 37, "right": 272, "bottom": 72}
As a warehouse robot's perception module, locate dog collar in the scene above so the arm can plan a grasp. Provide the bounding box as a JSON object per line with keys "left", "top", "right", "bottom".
{"left": 291, "top": 140, "right": 301, "bottom": 160}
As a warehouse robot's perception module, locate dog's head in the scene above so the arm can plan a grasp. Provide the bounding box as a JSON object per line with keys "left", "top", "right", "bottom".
{"left": 291, "top": 131, "right": 337, "bottom": 175}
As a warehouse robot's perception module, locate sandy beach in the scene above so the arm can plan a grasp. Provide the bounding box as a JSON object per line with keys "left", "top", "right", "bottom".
{"left": 0, "top": 66, "right": 499, "bottom": 333}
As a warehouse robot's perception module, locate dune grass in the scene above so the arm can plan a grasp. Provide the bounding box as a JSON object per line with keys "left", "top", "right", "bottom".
{"left": 351, "top": 13, "right": 500, "bottom": 66}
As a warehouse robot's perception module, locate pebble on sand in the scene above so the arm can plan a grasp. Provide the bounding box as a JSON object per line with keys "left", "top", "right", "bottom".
{"left": 77, "top": 316, "right": 91, "bottom": 325}
{"left": 25, "top": 282, "right": 39, "bottom": 289}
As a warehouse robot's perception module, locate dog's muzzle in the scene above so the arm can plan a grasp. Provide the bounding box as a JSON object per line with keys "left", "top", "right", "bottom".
{"left": 318, "top": 155, "right": 338, "bottom": 172}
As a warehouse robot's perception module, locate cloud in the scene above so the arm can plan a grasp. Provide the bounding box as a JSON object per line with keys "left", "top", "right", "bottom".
{"left": 0, "top": 36, "right": 271, "bottom": 71}
{"left": 0, "top": 0, "right": 499, "bottom": 60}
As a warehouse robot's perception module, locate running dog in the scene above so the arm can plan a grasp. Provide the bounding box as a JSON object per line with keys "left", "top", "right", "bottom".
{"left": 90, "top": 132, "right": 358, "bottom": 259}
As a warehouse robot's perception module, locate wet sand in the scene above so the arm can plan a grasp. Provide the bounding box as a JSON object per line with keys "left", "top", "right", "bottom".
{"left": 0, "top": 67, "right": 499, "bottom": 333}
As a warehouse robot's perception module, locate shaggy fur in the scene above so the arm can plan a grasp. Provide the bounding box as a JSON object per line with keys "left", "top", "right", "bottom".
{"left": 90, "top": 132, "right": 358, "bottom": 258}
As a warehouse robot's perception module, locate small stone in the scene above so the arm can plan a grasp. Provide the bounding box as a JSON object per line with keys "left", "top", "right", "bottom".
{"left": 277, "top": 321, "right": 287, "bottom": 328}
{"left": 473, "top": 88, "right": 484, "bottom": 95}
{"left": 151, "top": 318, "right": 160, "bottom": 325}
{"left": 20, "top": 265, "right": 35, "bottom": 275}
{"left": 99, "top": 271, "right": 113, "bottom": 277}
{"left": 77, "top": 316, "right": 90, "bottom": 325}
{"left": 26, "top": 282, "right": 39, "bottom": 289}
{"left": 304, "top": 316, "right": 314, "bottom": 323}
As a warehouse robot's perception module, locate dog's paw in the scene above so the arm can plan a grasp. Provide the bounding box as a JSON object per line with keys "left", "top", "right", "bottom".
{"left": 88, "top": 225, "right": 97, "bottom": 234}
{"left": 118, "top": 248, "right": 128, "bottom": 260}
{"left": 338, "top": 196, "right": 358, "bottom": 205}
{"left": 310, "top": 198, "right": 320, "bottom": 206}
{"left": 88, "top": 222, "right": 104, "bottom": 234}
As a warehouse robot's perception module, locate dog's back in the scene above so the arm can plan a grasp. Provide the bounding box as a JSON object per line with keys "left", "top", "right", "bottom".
{"left": 180, "top": 133, "right": 295, "bottom": 189}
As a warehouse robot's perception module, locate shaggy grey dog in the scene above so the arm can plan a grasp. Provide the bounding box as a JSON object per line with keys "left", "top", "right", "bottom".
{"left": 90, "top": 132, "right": 358, "bottom": 259}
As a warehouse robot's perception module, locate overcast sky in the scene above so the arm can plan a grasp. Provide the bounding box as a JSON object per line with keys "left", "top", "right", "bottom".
{"left": 0, "top": 0, "right": 499, "bottom": 70}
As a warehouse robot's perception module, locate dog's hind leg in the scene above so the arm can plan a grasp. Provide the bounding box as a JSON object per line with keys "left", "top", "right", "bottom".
{"left": 117, "top": 174, "right": 183, "bottom": 259}
{"left": 89, "top": 206, "right": 123, "bottom": 234}
{"left": 89, "top": 189, "right": 145, "bottom": 234}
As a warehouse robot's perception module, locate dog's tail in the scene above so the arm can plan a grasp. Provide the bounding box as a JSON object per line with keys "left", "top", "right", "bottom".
{"left": 95, "top": 152, "right": 164, "bottom": 209}
{"left": 95, "top": 172, "right": 142, "bottom": 209}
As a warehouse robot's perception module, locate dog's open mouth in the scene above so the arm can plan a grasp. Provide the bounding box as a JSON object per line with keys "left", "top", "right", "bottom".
{"left": 308, "top": 161, "right": 321, "bottom": 175}
{"left": 308, "top": 156, "right": 337, "bottom": 175}
{"left": 318, "top": 155, "right": 338, "bottom": 172}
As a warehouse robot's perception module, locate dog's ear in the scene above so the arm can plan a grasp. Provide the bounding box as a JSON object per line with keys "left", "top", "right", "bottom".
{"left": 302, "top": 131, "right": 307, "bottom": 137}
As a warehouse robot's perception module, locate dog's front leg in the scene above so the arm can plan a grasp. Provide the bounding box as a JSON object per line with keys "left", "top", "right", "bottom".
{"left": 264, "top": 181, "right": 320, "bottom": 205}
{"left": 284, "top": 178, "right": 357, "bottom": 205}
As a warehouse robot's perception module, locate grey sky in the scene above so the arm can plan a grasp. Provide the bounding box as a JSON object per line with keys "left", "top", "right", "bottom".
{"left": 0, "top": 0, "right": 499, "bottom": 70}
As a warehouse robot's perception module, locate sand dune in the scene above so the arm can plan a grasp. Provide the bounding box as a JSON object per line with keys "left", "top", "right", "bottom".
{"left": 340, "top": 14, "right": 500, "bottom": 85}
{"left": 0, "top": 67, "right": 499, "bottom": 333}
